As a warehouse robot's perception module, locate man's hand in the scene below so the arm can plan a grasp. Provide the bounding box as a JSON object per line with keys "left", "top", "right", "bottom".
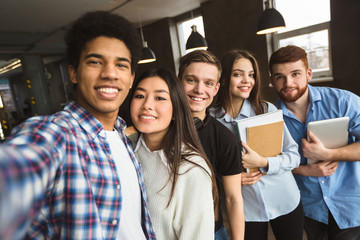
{"left": 293, "top": 161, "right": 339, "bottom": 177}
{"left": 241, "top": 171, "right": 262, "bottom": 185}
{"left": 302, "top": 130, "right": 332, "bottom": 161}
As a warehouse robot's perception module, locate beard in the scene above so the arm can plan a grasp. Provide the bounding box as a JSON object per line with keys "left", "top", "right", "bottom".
{"left": 278, "top": 84, "right": 308, "bottom": 102}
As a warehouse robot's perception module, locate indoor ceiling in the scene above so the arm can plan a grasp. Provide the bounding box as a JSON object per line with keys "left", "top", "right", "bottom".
{"left": 0, "top": 0, "right": 207, "bottom": 74}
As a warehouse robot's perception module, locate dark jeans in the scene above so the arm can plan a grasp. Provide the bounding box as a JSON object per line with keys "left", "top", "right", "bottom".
{"left": 304, "top": 211, "right": 360, "bottom": 240}
{"left": 245, "top": 201, "right": 304, "bottom": 240}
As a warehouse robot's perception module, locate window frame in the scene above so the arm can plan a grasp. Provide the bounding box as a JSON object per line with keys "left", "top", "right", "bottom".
{"left": 176, "top": 20, "right": 187, "bottom": 57}
{"left": 272, "top": 21, "right": 332, "bottom": 83}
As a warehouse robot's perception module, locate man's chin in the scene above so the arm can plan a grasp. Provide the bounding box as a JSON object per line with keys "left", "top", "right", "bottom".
{"left": 189, "top": 103, "right": 207, "bottom": 112}
{"left": 279, "top": 94, "right": 299, "bottom": 102}
{"left": 279, "top": 85, "right": 307, "bottom": 103}
{"left": 191, "top": 108, "right": 206, "bottom": 114}
{"left": 190, "top": 107, "right": 206, "bottom": 115}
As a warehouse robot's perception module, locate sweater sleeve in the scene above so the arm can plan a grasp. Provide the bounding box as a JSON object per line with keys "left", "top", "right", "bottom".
{"left": 173, "top": 155, "right": 215, "bottom": 240}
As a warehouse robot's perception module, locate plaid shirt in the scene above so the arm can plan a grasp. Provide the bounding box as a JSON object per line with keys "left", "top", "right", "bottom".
{"left": 0, "top": 101, "right": 156, "bottom": 240}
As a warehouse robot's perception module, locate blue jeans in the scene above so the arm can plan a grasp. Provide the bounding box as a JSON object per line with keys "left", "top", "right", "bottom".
{"left": 215, "top": 224, "right": 230, "bottom": 240}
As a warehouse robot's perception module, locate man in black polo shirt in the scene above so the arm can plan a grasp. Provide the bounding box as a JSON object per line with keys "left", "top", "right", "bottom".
{"left": 178, "top": 50, "right": 244, "bottom": 240}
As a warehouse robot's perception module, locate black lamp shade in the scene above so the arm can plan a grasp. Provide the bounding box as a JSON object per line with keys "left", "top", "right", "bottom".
{"left": 138, "top": 42, "right": 156, "bottom": 64}
{"left": 186, "top": 25, "right": 208, "bottom": 52}
{"left": 257, "top": 8, "right": 285, "bottom": 35}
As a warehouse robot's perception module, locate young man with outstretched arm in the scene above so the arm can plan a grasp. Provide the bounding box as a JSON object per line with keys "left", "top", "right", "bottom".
{"left": 0, "top": 11, "right": 156, "bottom": 240}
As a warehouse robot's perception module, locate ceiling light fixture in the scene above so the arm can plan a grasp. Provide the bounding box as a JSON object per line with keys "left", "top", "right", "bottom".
{"left": 185, "top": 25, "right": 208, "bottom": 53}
{"left": 139, "top": 41, "right": 156, "bottom": 64}
{"left": 138, "top": 14, "right": 156, "bottom": 64}
{"left": 256, "top": 0, "right": 286, "bottom": 35}
{"left": 0, "top": 59, "right": 22, "bottom": 75}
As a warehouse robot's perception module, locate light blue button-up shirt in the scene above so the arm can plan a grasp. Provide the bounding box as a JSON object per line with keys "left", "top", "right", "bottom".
{"left": 274, "top": 84, "right": 360, "bottom": 229}
{"left": 211, "top": 100, "right": 301, "bottom": 221}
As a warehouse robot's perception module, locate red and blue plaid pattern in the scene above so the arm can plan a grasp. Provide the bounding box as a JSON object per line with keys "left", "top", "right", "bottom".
{"left": 0, "top": 101, "right": 156, "bottom": 240}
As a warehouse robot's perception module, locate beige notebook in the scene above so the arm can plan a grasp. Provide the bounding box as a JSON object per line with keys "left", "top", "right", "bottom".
{"left": 247, "top": 120, "right": 284, "bottom": 157}
{"left": 236, "top": 110, "right": 284, "bottom": 173}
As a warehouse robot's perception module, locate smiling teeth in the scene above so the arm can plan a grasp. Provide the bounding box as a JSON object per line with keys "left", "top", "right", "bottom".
{"left": 98, "top": 88, "right": 118, "bottom": 93}
{"left": 140, "top": 116, "right": 156, "bottom": 119}
{"left": 191, "top": 97, "right": 203, "bottom": 101}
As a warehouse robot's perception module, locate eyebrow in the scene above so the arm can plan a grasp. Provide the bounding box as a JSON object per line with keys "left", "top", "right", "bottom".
{"left": 232, "top": 69, "right": 254, "bottom": 73}
{"left": 185, "top": 74, "right": 217, "bottom": 82}
{"left": 84, "top": 53, "right": 131, "bottom": 63}
{"left": 135, "top": 87, "right": 170, "bottom": 95}
{"left": 184, "top": 74, "right": 198, "bottom": 79}
{"left": 273, "top": 69, "right": 302, "bottom": 76}
{"left": 273, "top": 73, "right": 284, "bottom": 77}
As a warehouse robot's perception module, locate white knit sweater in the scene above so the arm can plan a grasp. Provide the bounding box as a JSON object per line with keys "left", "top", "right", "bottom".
{"left": 134, "top": 137, "right": 214, "bottom": 240}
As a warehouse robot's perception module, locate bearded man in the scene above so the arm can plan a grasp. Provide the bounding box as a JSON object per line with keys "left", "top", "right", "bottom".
{"left": 270, "top": 45, "right": 360, "bottom": 240}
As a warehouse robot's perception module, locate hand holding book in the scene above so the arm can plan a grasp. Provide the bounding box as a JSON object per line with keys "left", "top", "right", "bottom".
{"left": 241, "top": 141, "right": 269, "bottom": 170}
{"left": 236, "top": 110, "right": 284, "bottom": 173}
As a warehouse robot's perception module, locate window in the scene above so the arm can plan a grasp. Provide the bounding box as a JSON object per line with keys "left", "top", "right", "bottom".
{"left": 0, "top": 79, "right": 15, "bottom": 112}
{"left": 272, "top": 0, "right": 331, "bottom": 82}
{"left": 0, "top": 78, "right": 13, "bottom": 141}
{"left": 177, "top": 16, "right": 206, "bottom": 56}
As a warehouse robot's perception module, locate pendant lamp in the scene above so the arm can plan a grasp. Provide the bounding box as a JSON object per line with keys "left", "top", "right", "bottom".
{"left": 138, "top": 15, "right": 156, "bottom": 64}
{"left": 185, "top": 25, "right": 208, "bottom": 53}
{"left": 139, "top": 41, "right": 156, "bottom": 64}
{"left": 256, "top": 0, "right": 285, "bottom": 35}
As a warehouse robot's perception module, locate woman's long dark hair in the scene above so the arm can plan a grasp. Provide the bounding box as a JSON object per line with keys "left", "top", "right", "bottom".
{"left": 129, "top": 68, "right": 218, "bottom": 217}
{"left": 215, "top": 49, "right": 267, "bottom": 116}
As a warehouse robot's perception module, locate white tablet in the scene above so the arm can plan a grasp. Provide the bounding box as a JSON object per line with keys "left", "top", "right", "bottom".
{"left": 307, "top": 116, "right": 349, "bottom": 164}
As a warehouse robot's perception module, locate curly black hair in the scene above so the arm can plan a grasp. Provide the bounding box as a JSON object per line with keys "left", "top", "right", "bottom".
{"left": 64, "top": 11, "right": 141, "bottom": 73}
